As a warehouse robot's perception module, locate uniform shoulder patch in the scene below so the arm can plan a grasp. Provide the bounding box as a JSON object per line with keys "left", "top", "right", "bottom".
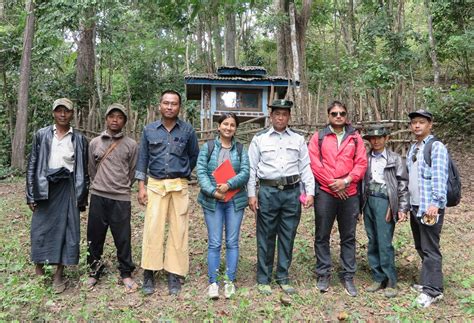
{"left": 255, "top": 128, "right": 271, "bottom": 136}
{"left": 288, "top": 127, "right": 305, "bottom": 137}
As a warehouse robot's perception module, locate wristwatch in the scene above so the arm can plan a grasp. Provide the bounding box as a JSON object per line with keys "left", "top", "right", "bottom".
{"left": 343, "top": 178, "right": 350, "bottom": 187}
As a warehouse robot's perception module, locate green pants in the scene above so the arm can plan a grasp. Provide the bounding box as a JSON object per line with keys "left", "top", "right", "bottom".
{"left": 363, "top": 195, "right": 397, "bottom": 286}
{"left": 256, "top": 185, "right": 301, "bottom": 284}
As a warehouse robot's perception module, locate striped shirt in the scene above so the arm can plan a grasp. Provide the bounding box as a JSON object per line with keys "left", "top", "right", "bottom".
{"left": 407, "top": 135, "right": 449, "bottom": 217}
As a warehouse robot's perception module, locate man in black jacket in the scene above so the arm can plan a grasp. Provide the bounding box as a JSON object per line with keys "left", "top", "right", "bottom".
{"left": 26, "top": 98, "right": 89, "bottom": 293}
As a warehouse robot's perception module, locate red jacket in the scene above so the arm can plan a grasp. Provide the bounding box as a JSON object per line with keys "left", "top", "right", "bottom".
{"left": 308, "top": 125, "right": 367, "bottom": 198}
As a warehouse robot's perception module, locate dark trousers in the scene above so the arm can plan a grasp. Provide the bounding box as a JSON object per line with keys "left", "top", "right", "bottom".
{"left": 364, "top": 195, "right": 397, "bottom": 286}
{"left": 256, "top": 185, "right": 301, "bottom": 284}
{"left": 410, "top": 206, "right": 444, "bottom": 297}
{"left": 87, "top": 194, "right": 135, "bottom": 279}
{"left": 314, "top": 189, "right": 359, "bottom": 279}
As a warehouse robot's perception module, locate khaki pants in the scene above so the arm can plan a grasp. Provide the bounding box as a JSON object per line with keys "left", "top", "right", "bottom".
{"left": 141, "top": 178, "right": 189, "bottom": 276}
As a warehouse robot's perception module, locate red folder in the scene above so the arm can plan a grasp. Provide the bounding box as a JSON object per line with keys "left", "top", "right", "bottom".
{"left": 212, "top": 159, "right": 240, "bottom": 202}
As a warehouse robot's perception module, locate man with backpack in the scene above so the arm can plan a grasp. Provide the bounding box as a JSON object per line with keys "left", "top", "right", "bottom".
{"left": 308, "top": 101, "right": 367, "bottom": 297}
{"left": 407, "top": 109, "right": 453, "bottom": 307}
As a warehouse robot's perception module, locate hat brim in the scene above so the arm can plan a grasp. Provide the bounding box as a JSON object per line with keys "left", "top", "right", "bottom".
{"left": 408, "top": 112, "right": 432, "bottom": 120}
{"left": 268, "top": 105, "right": 292, "bottom": 109}
{"left": 363, "top": 134, "right": 388, "bottom": 140}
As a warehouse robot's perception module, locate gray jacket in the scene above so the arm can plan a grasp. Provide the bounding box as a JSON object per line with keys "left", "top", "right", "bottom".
{"left": 26, "top": 125, "right": 89, "bottom": 208}
{"left": 362, "top": 149, "right": 409, "bottom": 220}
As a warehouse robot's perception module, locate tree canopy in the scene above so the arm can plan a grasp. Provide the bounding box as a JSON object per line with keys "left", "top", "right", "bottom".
{"left": 1, "top": 0, "right": 472, "bottom": 170}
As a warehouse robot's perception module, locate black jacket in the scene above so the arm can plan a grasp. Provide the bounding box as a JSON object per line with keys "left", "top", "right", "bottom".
{"left": 362, "top": 149, "right": 410, "bottom": 220}
{"left": 26, "top": 125, "right": 89, "bottom": 208}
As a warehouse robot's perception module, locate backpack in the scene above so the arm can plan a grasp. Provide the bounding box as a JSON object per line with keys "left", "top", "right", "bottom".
{"left": 423, "top": 137, "right": 461, "bottom": 207}
{"left": 207, "top": 140, "right": 243, "bottom": 162}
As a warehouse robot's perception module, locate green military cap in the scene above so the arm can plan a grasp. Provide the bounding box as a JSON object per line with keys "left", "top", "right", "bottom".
{"left": 363, "top": 125, "right": 390, "bottom": 139}
{"left": 268, "top": 99, "right": 293, "bottom": 109}
{"left": 105, "top": 103, "right": 128, "bottom": 121}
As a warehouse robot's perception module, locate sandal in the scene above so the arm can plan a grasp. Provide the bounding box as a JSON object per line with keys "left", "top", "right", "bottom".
{"left": 123, "top": 278, "right": 138, "bottom": 294}
{"left": 52, "top": 279, "right": 68, "bottom": 294}
{"left": 86, "top": 277, "right": 98, "bottom": 290}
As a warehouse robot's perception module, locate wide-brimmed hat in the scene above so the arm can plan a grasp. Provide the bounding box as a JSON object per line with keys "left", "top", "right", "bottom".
{"left": 408, "top": 109, "right": 433, "bottom": 121}
{"left": 52, "top": 98, "right": 73, "bottom": 111}
{"left": 363, "top": 125, "right": 390, "bottom": 139}
{"left": 105, "top": 103, "right": 128, "bottom": 120}
{"left": 268, "top": 99, "right": 293, "bottom": 109}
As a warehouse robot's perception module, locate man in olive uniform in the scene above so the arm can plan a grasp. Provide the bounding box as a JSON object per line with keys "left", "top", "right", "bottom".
{"left": 248, "top": 99, "right": 315, "bottom": 295}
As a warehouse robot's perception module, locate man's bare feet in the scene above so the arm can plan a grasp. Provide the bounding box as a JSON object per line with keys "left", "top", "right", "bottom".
{"left": 35, "top": 264, "right": 45, "bottom": 276}
{"left": 123, "top": 277, "right": 138, "bottom": 293}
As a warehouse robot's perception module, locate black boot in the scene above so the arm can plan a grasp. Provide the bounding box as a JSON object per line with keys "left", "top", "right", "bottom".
{"left": 142, "top": 270, "right": 155, "bottom": 296}
{"left": 168, "top": 273, "right": 182, "bottom": 296}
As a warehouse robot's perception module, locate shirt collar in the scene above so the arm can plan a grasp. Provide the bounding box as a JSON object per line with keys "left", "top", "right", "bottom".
{"left": 53, "top": 124, "right": 73, "bottom": 134}
{"left": 101, "top": 130, "right": 124, "bottom": 139}
{"left": 156, "top": 118, "right": 181, "bottom": 129}
{"left": 371, "top": 148, "right": 387, "bottom": 159}
{"left": 269, "top": 126, "right": 289, "bottom": 135}
{"left": 329, "top": 125, "right": 345, "bottom": 136}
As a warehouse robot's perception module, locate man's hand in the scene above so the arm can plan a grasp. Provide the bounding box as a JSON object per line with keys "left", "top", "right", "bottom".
{"left": 28, "top": 203, "right": 36, "bottom": 212}
{"left": 336, "top": 189, "right": 349, "bottom": 200}
{"left": 303, "top": 195, "right": 314, "bottom": 208}
{"left": 137, "top": 184, "right": 148, "bottom": 206}
{"left": 216, "top": 183, "right": 230, "bottom": 193}
{"left": 385, "top": 208, "right": 392, "bottom": 222}
{"left": 425, "top": 205, "right": 439, "bottom": 217}
{"left": 249, "top": 196, "right": 259, "bottom": 213}
{"left": 328, "top": 179, "right": 346, "bottom": 192}
{"left": 397, "top": 211, "right": 408, "bottom": 222}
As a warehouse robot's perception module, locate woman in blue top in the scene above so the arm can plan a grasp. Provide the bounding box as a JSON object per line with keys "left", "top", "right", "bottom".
{"left": 196, "top": 112, "right": 250, "bottom": 300}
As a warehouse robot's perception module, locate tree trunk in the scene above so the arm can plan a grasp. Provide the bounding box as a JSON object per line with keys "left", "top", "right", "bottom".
{"left": 211, "top": 1, "right": 223, "bottom": 68}
{"left": 76, "top": 7, "right": 96, "bottom": 130}
{"left": 274, "top": 0, "right": 289, "bottom": 77}
{"left": 0, "top": 0, "right": 4, "bottom": 19}
{"left": 11, "top": 0, "right": 35, "bottom": 170}
{"left": 224, "top": 3, "right": 236, "bottom": 66}
{"left": 425, "top": 0, "right": 440, "bottom": 86}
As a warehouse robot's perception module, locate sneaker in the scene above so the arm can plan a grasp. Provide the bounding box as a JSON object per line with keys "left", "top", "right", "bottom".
{"left": 279, "top": 284, "right": 297, "bottom": 295}
{"left": 142, "top": 270, "right": 155, "bottom": 296}
{"left": 416, "top": 292, "right": 443, "bottom": 308}
{"left": 257, "top": 284, "right": 272, "bottom": 295}
{"left": 208, "top": 283, "right": 219, "bottom": 300}
{"left": 384, "top": 287, "right": 398, "bottom": 298}
{"left": 412, "top": 284, "right": 423, "bottom": 293}
{"left": 317, "top": 276, "right": 330, "bottom": 293}
{"left": 366, "top": 281, "right": 386, "bottom": 292}
{"left": 168, "top": 273, "right": 182, "bottom": 296}
{"left": 224, "top": 281, "right": 235, "bottom": 299}
{"left": 342, "top": 278, "right": 357, "bottom": 297}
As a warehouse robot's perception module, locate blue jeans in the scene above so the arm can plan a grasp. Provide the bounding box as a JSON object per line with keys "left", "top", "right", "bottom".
{"left": 203, "top": 201, "right": 244, "bottom": 283}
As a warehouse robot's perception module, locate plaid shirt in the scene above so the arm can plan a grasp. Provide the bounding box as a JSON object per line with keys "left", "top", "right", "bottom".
{"left": 407, "top": 134, "right": 449, "bottom": 217}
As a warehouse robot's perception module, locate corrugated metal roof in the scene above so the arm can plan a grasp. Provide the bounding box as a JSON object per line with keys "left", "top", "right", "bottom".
{"left": 217, "top": 66, "right": 266, "bottom": 72}
{"left": 185, "top": 74, "right": 291, "bottom": 82}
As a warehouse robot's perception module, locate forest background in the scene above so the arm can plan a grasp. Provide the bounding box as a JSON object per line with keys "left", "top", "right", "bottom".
{"left": 1, "top": 0, "right": 473, "bottom": 172}
{"left": 0, "top": 0, "right": 473, "bottom": 321}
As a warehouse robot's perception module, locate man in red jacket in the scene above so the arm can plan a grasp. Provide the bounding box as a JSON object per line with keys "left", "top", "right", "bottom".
{"left": 308, "top": 101, "right": 367, "bottom": 297}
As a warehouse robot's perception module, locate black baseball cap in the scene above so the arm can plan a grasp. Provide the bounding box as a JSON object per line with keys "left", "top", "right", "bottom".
{"left": 408, "top": 109, "right": 433, "bottom": 121}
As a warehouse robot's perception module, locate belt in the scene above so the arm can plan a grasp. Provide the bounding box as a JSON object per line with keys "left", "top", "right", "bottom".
{"left": 259, "top": 175, "right": 300, "bottom": 190}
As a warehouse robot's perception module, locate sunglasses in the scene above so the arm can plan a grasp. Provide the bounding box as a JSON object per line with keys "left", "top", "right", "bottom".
{"left": 330, "top": 111, "right": 347, "bottom": 117}
{"left": 412, "top": 147, "right": 419, "bottom": 163}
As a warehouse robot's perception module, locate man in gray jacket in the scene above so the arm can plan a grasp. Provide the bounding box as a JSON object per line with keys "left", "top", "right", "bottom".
{"left": 86, "top": 103, "right": 138, "bottom": 292}
{"left": 361, "top": 125, "right": 409, "bottom": 298}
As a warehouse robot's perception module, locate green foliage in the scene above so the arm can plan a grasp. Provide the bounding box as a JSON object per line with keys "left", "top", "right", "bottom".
{"left": 422, "top": 85, "right": 474, "bottom": 137}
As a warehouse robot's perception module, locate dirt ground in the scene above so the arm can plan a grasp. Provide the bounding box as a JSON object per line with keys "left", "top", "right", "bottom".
{"left": 0, "top": 149, "right": 473, "bottom": 321}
